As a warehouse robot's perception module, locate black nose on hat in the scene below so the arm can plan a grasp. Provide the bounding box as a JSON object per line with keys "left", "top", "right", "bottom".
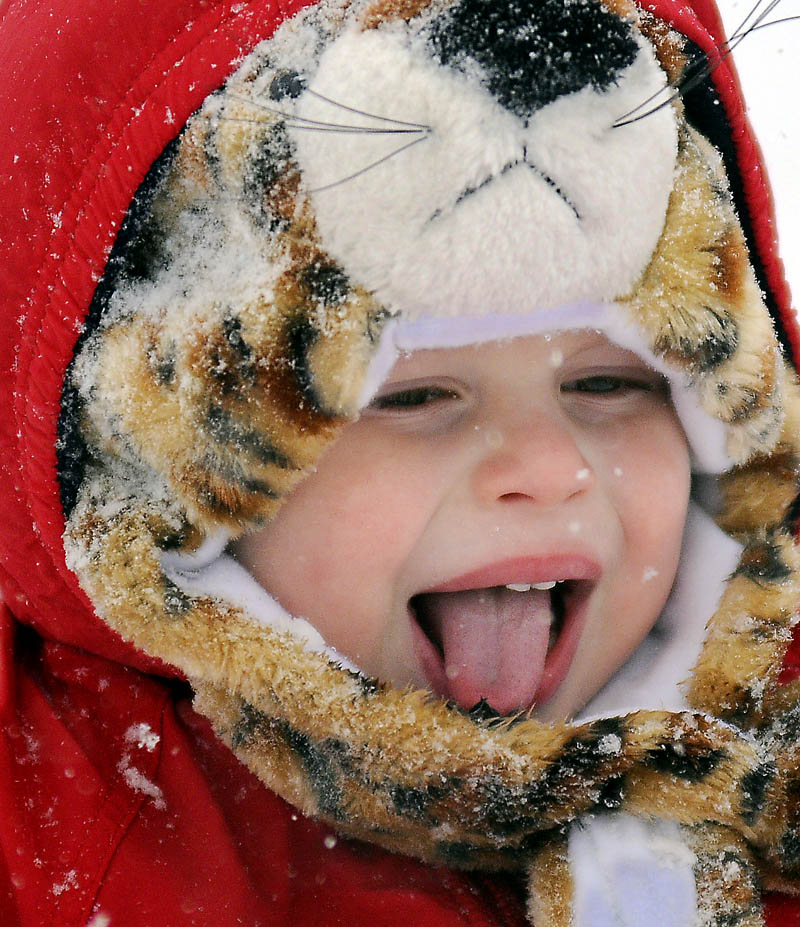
{"left": 425, "top": 0, "right": 640, "bottom": 120}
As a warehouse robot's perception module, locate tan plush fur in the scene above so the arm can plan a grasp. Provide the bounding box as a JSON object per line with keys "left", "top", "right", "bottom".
{"left": 686, "top": 824, "right": 765, "bottom": 927}
{"left": 66, "top": 489, "right": 782, "bottom": 862}
{"left": 527, "top": 837, "right": 573, "bottom": 927}
{"left": 61, "top": 0, "right": 800, "bottom": 923}
{"left": 621, "top": 128, "right": 786, "bottom": 465}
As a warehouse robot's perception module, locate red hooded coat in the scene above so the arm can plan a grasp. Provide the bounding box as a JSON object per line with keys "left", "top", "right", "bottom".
{"left": 0, "top": 0, "right": 798, "bottom": 924}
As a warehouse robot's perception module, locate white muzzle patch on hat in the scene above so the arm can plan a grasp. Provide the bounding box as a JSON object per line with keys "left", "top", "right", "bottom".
{"left": 287, "top": 23, "right": 677, "bottom": 318}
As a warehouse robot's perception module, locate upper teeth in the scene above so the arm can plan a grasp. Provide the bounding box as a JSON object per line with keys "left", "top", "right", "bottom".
{"left": 505, "top": 581, "right": 558, "bottom": 592}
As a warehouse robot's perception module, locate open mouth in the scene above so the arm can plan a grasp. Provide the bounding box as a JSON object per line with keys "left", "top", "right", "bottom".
{"left": 408, "top": 576, "right": 594, "bottom": 715}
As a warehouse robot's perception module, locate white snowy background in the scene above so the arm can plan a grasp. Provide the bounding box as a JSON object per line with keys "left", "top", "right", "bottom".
{"left": 717, "top": 0, "right": 798, "bottom": 311}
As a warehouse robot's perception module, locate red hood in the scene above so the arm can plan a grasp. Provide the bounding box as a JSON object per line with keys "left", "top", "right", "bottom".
{"left": 0, "top": 0, "right": 797, "bottom": 675}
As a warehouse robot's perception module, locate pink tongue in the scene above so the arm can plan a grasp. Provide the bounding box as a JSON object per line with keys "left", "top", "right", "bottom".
{"left": 422, "top": 587, "right": 553, "bottom": 714}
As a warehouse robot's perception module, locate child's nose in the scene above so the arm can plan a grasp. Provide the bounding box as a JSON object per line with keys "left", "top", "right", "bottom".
{"left": 471, "top": 416, "right": 594, "bottom": 508}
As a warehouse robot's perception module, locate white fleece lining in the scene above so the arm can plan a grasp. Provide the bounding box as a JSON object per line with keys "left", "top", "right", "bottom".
{"left": 161, "top": 547, "right": 360, "bottom": 672}
{"left": 575, "top": 502, "right": 742, "bottom": 721}
{"left": 359, "top": 302, "right": 732, "bottom": 474}
{"left": 569, "top": 814, "right": 698, "bottom": 927}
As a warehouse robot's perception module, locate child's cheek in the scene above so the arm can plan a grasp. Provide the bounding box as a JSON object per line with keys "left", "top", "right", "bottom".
{"left": 600, "top": 410, "right": 691, "bottom": 569}
{"left": 302, "top": 438, "right": 451, "bottom": 592}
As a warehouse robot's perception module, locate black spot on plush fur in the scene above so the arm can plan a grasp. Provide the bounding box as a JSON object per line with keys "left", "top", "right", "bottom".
{"left": 231, "top": 701, "right": 267, "bottom": 749}
{"left": 242, "top": 123, "right": 293, "bottom": 231}
{"left": 123, "top": 212, "right": 172, "bottom": 284}
{"left": 156, "top": 522, "right": 193, "bottom": 551}
{"left": 645, "top": 741, "right": 725, "bottom": 781}
{"left": 163, "top": 576, "right": 194, "bottom": 617}
{"left": 780, "top": 829, "right": 800, "bottom": 873}
{"left": 659, "top": 308, "right": 739, "bottom": 373}
{"left": 299, "top": 261, "right": 350, "bottom": 306}
{"left": 461, "top": 698, "right": 529, "bottom": 729}
{"left": 784, "top": 492, "right": 800, "bottom": 533}
{"left": 286, "top": 316, "right": 328, "bottom": 414}
{"left": 348, "top": 670, "right": 383, "bottom": 696}
{"left": 537, "top": 717, "right": 626, "bottom": 782}
{"left": 478, "top": 778, "right": 544, "bottom": 837}
{"left": 426, "top": 0, "right": 639, "bottom": 119}
{"left": 269, "top": 69, "right": 307, "bottom": 101}
{"left": 205, "top": 404, "right": 295, "bottom": 469}
{"left": 153, "top": 350, "right": 177, "bottom": 386}
{"left": 435, "top": 840, "right": 486, "bottom": 867}
{"left": 222, "top": 316, "right": 255, "bottom": 376}
{"left": 278, "top": 722, "right": 347, "bottom": 820}
{"left": 772, "top": 704, "right": 800, "bottom": 746}
{"left": 467, "top": 698, "right": 507, "bottom": 723}
{"left": 591, "top": 774, "right": 627, "bottom": 812}
{"left": 735, "top": 535, "right": 793, "bottom": 585}
{"left": 390, "top": 784, "right": 431, "bottom": 819}
{"left": 740, "top": 762, "right": 777, "bottom": 826}
{"left": 390, "top": 782, "right": 448, "bottom": 820}
{"left": 695, "top": 310, "right": 739, "bottom": 371}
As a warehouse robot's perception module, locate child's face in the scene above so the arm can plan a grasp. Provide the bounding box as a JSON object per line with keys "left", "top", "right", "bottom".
{"left": 235, "top": 331, "right": 691, "bottom": 720}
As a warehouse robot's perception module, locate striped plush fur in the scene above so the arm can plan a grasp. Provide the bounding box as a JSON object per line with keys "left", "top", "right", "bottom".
{"left": 62, "top": 0, "right": 800, "bottom": 922}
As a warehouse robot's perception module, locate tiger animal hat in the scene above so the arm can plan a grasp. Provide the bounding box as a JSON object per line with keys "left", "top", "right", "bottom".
{"left": 52, "top": 0, "right": 800, "bottom": 922}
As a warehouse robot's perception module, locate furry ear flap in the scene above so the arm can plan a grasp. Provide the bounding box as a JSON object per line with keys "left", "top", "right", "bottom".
{"left": 621, "top": 126, "right": 786, "bottom": 468}
{"left": 527, "top": 836, "right": 573, "bottom": 927}
{"left": 618, "top": 121, "right": 800, "bottom": 734}
{"left": 65, "top": 38, "right": 394, "bottom": 538}
{"left": 73, "top": 285, "right": 384, "bottom": 533}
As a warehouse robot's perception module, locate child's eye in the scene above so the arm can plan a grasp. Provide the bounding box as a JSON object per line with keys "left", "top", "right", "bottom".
{"left": 561, "top": 375, "right": 656, "bottom": 395}
{"left": 368, "top": 385, "right": 461, "bottom": 411}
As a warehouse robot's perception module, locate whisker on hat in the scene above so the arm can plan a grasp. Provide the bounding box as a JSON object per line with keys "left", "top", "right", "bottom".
{"left": 612, "top": 0, "right": 794, "bottom": 129}
{"left": 222, "top": 92, "right": 431, "bottom": 135}
{"left": 305, "top": 88, "right": 430, "bottom": 131}
{"left": 309, "top": 133, "right": 430, "bottom": 193}
{"left": 215, "top": 115, "right": 427, "bottom": 135}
